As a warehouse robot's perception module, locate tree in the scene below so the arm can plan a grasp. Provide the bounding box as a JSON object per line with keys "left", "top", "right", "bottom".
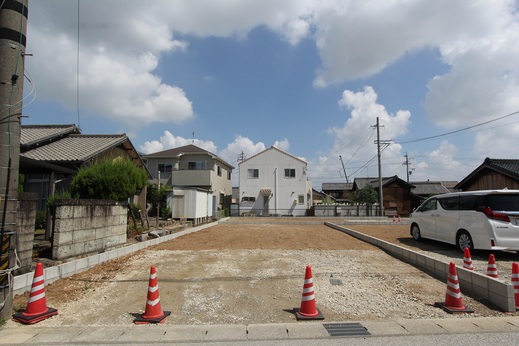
{"left": 146, "top": 183, "right": 170, "bottom": 217}
{"left": 70, "top": 158, "right": 148, "bottom": 201}
{"left": 355, "top": 185, "right": 378, "bottom": 204}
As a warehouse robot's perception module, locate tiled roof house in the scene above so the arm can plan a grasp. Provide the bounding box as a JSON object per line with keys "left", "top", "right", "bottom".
{"left": 454, "top": 158, "right": 519, "bottom": 191}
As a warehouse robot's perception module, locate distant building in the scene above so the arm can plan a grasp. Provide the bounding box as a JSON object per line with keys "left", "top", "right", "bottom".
{"left": 353, "top": 176, "right": 415, "bottom": 216}
{"left": 143, "top": 144, "right": 234, "bottom": 214}
{"left": 321, "top": 183, "right": 353, "bottom": 203}
{"left": 238, "top": 146, "right": 312, "bottom": 216}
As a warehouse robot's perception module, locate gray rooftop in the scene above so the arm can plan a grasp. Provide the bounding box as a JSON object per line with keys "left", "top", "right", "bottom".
{"left": 21, "top": 124, "right": 80, "bottom": 148}
{"left": 21, "top": 134, "right": 128, "bottom": 163}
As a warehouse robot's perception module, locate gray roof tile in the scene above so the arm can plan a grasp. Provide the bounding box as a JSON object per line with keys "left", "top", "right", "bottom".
{"left": 21, "top": 124, "right": 79, "bottom": 147}
{"left": 21, "top": 134, "right": 127, "bottom": 163}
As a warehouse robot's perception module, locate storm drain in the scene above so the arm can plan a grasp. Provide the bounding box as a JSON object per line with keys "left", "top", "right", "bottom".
{"left": 329, "top": 278, "right": 343, "bottom": 285}
{"left": 323, "top": 323, "right": 371, "bottom": 337}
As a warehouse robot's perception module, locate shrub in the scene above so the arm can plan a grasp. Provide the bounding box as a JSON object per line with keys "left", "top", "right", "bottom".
{"left": 71, "top": 158, "right": 148, "bottom": 201}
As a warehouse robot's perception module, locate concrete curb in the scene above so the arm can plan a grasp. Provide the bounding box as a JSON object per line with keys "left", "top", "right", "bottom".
{"left": 13, "top": 219, "right": 226, "bottom": 295}
{"left": 325, "top": 222, "right": 516, "bottom": 312}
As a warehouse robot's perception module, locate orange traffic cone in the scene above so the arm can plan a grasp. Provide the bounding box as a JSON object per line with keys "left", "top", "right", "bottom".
{"left": 294, "top": 265, "right": 324, "bottom": 320}
{"left": 397, "top": 215, "right": 402, "bottom": 222}
{"left": 133, "top": 265, "right": 171, "bottom": 324}
{"left": 392, "top": 215, "right": 396, "bottom": 222}
{"left": 12, "top": 262, "right": 58, "bottom": 324}
{"left": 512, "top": 262, "right": 519, "bottom": 309}
{"left": 486, "top": 254, "right": 498, "bottom": 278}
{"left": 462, "top": 248, "right": 474, "bottom": 270}
{"left": 434, "top": 262, "right": 473, "bottom": 313}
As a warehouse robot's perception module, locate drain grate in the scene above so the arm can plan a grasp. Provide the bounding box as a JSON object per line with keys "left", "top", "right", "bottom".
{"left": 329, "top": 278, "right": 343, "bottom": 285}
{"left": 323, "top": 323, "right": 371, "bottom": 337}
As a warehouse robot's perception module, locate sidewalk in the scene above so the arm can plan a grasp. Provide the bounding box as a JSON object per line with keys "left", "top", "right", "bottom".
{"left": 2, "top": 316, "right": 519, "bottom": 344}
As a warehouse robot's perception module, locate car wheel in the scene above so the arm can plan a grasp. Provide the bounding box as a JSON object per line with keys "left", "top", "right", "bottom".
{"left": 457, "top": 231, "right": 473, "bottom": 252}
{"left": 411, "top": 224, "right": 421, "bottom": 241}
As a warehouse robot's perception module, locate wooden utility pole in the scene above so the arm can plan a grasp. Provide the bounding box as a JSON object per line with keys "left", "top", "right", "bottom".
{"left": 376, "top": 117, "right": 383, "bottom": 216}
{"left": 0, "top": 0, "right": 28, "bottom": 319}
{"left": 339, "top": 155, "right": 348, "bottom": 183}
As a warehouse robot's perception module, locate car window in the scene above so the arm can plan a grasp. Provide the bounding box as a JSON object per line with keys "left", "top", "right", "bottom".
{"left": 459, "top": 195, "right": 485, "bottom": 210}
{"left": 485, "top": 194, "right": 519, "bottom": 211}
{"left": 419, "top": 198, "right": 437, "bottom": 212}
{"left": 439, "top": 196, "right": 459, "bottom": 210}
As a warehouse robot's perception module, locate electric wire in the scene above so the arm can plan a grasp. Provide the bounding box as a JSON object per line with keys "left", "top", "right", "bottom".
{"left": 76, "top": 0, "right": 81, "bottom": 129}
{"left": 394, "top": 110, "right": 519, "bottom": 144}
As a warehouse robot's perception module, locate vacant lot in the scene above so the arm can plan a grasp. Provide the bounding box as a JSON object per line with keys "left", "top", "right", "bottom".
{"left": 8, "top": 222, "right": 510, "bottom": 328}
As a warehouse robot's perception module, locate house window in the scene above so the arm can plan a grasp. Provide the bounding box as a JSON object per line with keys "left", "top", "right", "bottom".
{"left": 188, "top": 161, "right": 205, "bottom": 170}
{"left": 284, "top": 168, "right": 296, "bottom": 178}
{"left": 158, "top": 163, "right": 172, "bottom": 173}
{"left": 248, "top": 169, "right": 259, "bottom": 178}
{"left": 242, "top": 196, "right": 256, "bottom": 202}
{"left": 217, "top": 166, "right": 222, "bottom": 176}
{"left": 227, "top": 171, "right": 231, "bottom": 180}
{"left": 298, "top": 195, "right": 304, "bottom": 204}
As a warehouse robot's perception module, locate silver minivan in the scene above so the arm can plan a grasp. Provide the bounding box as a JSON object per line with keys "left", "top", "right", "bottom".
{"left": 409, "top": 189, "right": 519, "bottom": 252}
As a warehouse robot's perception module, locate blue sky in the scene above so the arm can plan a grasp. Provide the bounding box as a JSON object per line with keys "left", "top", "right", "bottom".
{"left": 23, "top": 1, "right": 519, "bottom": 188}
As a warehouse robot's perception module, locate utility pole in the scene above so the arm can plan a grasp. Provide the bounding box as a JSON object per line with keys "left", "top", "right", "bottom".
{"left": 403, "top": 152, "right": 414, "bottom": 183}
{"left": 339, "top": 155, "right": 348, "bottom": 183}
{"left": 0, "top": 0, "right": 28, "bottom": 319}
{"left": 372, "top": 117, "right": 390, "bottom": 217}
{"left": 376, "top": 118, "right": 383, "bottom": 216}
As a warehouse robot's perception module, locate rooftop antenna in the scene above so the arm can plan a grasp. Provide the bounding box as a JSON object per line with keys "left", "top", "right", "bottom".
{"left": 192, "top": 132, "right": 195, "bottom": 144}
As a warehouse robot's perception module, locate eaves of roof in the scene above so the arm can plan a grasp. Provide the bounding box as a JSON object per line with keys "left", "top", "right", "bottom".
{"left": 144, "top": 144, "right": 234, "bottom": 169}
{"left": 21, "top": 124, "right": 80, "bottom": 149}
{"left": 238, "top": 146, "right": 307, "bottom": 166}
{"left": 21, "top": 134, "right": 128, "bottom": 163}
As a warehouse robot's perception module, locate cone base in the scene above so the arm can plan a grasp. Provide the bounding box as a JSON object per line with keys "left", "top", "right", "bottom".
{"left": 133, "top": 311, "right": 171, "bottom": 324}
{"left": 294, "top": 308, "right": 325, "bottom": 321}
{"left": 434, "top": 302, "right": 474, "bottom": 314}
{"left": 12, "top": 307, "right": 58, "bottom": 325}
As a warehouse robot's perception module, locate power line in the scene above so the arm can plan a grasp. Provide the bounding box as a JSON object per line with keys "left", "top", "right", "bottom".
{"left": 394, "top": 110, "right": 519, "bottom": 144}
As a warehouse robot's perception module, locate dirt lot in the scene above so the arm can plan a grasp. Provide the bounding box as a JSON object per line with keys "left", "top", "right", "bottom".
{"left": 8, "top": 222, "right": 513, "bottom": 327}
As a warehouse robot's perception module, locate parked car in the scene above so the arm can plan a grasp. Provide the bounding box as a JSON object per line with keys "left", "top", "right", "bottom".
{"left": 409, "top": 189, "right": 519, "bottom": 252}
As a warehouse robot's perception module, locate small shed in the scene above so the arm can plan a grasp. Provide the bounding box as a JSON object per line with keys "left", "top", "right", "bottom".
{"left": 170, "top": 187, "right": 213, "bottom": 225}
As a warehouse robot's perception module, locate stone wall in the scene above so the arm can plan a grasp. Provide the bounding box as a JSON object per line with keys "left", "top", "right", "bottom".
{"left": 15, "top": 192, "right": 38, "bottom": 274}
{"left": 53, "top": 199, "right": 127, "bottom": 260}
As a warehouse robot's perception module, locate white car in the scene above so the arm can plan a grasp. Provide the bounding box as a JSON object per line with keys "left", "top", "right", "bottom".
{"left": 409, "top": 189, "right": 519, "bottom": 252}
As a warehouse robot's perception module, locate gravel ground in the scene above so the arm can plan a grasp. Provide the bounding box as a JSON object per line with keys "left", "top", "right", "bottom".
{"left": 6, "top": 221, "right": 514, "bottom": 329}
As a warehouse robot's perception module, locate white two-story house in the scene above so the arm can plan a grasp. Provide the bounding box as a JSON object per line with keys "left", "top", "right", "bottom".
{"left": 238, "top": 146, "right": 312, "bottom": 216}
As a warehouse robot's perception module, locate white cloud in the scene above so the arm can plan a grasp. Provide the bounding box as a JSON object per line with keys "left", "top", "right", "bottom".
{"left": 273, "top": 139, "right": 290, "bottom": 151}
{"left": 410, "top": 141, "right": 468, "bottom": 181}
{"left": 309, "top": 86, "right": 411, "bottom": 186}
{"left": 139, "top": 131, "right": 217, "bottom": 154}
{"left": 27, "top": 1, "right": 193, "bottom": 130}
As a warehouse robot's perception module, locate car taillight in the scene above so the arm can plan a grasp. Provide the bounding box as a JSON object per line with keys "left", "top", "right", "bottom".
{"left": 476, "top": 206, "right": 510, "bottom": 222}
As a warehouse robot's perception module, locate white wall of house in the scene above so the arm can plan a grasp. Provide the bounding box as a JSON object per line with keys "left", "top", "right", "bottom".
{"left": 238, "top": 146, "right": 312, "bottom": 216}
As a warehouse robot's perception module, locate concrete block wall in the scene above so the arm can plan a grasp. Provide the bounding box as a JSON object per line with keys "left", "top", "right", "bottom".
{"left": 52, "top": 200, "right": 127, "bottom": 260}
{"left": 325, "top": 222, "right": 516, "bottom": 312}
{"left": 15, "top": 193, "right": 38, "bottom": 274}
{"left": 13, "top": 221, "right": 219, "bottom": 295}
